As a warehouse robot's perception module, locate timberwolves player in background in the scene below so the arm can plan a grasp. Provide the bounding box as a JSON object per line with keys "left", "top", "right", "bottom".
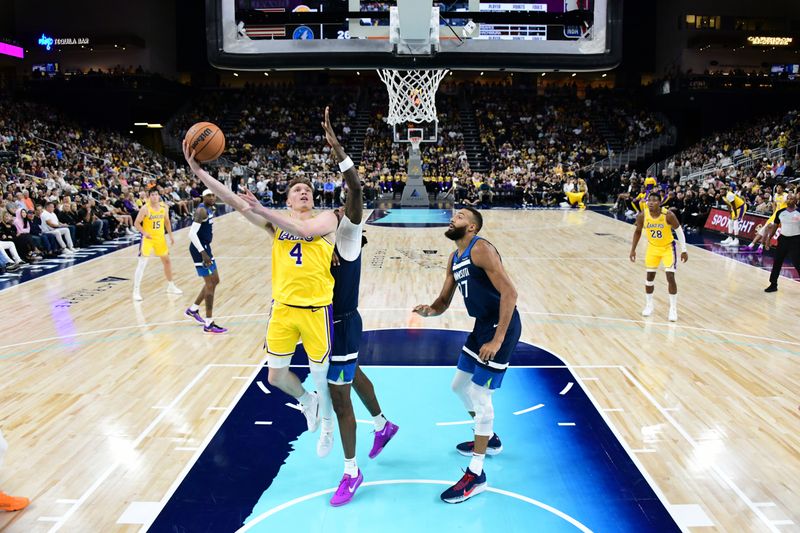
{"left": 320, "top": 107, "right": 399, "bottom": 506}
{"left": 414, "top": 207, "right": 522, "bottom": 504}
{"left": 185, "top": 190, "right": 226, "bottom": 334}
{"left": 629, "top": 190, "right": 688, "bottom": 322}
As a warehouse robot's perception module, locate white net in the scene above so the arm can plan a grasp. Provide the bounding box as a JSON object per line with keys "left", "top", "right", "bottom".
{"left": 377, "top": 69, "right": 449, "bottom": 125}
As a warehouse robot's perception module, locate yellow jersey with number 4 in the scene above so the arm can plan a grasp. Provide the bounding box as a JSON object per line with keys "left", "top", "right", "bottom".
{"left": 644, "top": 209, "right": 673, "bottom": 248}
{"left": 143, "top": 203, "right": 167, "bottom": 239}
{"left": 271, "top": 222, "right": 334, "bottom": 308}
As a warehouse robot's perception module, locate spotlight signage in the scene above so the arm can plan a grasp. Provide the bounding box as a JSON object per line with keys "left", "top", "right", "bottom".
{"left": 37, "top": 34, "right": 90, "bottom": 51}
{"left": 747, "top": 36, "right": 793, "bottom": 47}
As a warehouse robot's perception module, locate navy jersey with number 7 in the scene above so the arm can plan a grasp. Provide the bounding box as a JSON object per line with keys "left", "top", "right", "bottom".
{"left": 451, "top": 236, "right": 504, "bottom": 322}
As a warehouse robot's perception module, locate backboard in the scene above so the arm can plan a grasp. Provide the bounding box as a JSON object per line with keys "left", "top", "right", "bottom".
{"left": 206, "top": 0, "right": 621, "bottom": 71}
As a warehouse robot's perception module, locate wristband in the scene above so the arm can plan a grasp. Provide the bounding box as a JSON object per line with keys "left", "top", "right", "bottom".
{"left": 338, "top": 157, "right": 354, "bottom": 173}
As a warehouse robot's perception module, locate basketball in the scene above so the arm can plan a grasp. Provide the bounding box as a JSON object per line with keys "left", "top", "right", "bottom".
{"left": 185, "top": 122, "right": 225, "bottom": 162}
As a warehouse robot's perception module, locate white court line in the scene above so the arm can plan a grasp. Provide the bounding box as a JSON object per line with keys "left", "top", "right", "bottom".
{"left": 619, "top": 367, "right": 781, "bottom": 533}
{"left": 237, "top": 480, "right": 593, "bottom": 533}
{"left": 513, "top": 403, "right": 544, "bottom": 415}
{"left": 435, "top": 420, "right": 473, "bottom": 426}
{"left": 771, "top": 520, "right": 795, "bottom": 526}
{"left": 254, "top": 421, "right": 273, "bottom": 426}
{"left": 47, "top": 365, "right": 212, "bottom": 533}
{"left": 256, "top": 381, "right": 271, "bottom": 395}
{"left": 564, "top": 370, "right": 689, "bottom": 532}
{"left": 138, "top": 359, "right": 268, "bottom": 533}
{"left": 557, "top": 422, "right": 576, "bottom": 427}
{"left": 0, "top": 215, "right": 213, "bottom": 295}
{"left": 6, "top": 309, "right": 800, "bottom": 352}
{"left": 559, "top": 382, "right": 574, "bottom": 395}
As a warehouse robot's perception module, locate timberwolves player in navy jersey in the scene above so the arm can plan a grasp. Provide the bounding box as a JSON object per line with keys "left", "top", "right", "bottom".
{"left": 185, "top": 190, "right": 226, "bottom": 333}
{"left": 414, "top": 207, "right": 521, "bottom": 503}
{"left": 320, "top": 108, "right": 398, "bottom": 506}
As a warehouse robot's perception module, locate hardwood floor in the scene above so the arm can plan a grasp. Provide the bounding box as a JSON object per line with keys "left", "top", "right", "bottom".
{"left": 0, "top": 209, "right": 797, "bottom": 532}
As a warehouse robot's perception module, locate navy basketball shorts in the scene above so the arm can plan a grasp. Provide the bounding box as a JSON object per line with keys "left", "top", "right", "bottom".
{"left": 457, "top": 310, "right": 522, "bottom": 390}
{"left": 190, "top": 244, "right": 217, "bottom": 277}
{"left": 327, "top": 310, "right": 362, "bottom": 385}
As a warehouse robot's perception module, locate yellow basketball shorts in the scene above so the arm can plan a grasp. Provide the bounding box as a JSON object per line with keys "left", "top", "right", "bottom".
{"left": 730, "top": 205, "right": 747, "bottom": 221}
{"left": 140, "top": 237, "right": 169, "bottom": 257}
{"left": 645, "top": 243, "right": 677, "bottom": 272}
{"left": 265, "top": 301, "right": 333, "bottom": 366}
{"left": 566, "top": 191, "right": 585, "bottom": 206}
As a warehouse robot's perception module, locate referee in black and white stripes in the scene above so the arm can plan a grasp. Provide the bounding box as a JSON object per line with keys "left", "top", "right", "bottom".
{"left": 764, "top": 192, "right": 800, "bottom": 292}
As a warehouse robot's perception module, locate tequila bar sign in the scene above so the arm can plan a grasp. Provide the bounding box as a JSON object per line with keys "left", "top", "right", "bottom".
{"left": 38, "top": 34, "right": 90, "bottom": 50}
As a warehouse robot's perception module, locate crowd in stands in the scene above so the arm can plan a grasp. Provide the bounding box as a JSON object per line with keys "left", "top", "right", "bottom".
{"left": 0, "top": 93, "right": 206, "bottom": 274}
{"left": 9, "top": 79, "right": 796, "bottom": 266}
{"left": 166, "top": 82, "right": 667, "bottom": 208}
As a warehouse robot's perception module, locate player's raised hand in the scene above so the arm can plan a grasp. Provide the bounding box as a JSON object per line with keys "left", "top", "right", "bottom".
{"left": 629, "top": 251, "right": 636, "bottom": 262}
{"left": 236, "top": 189, "right": 260, "bottom": 212}
{"left": 320, "top": 106, "right": 340, "bottom": 148}
{"left": 182, "top": 140, "right": 200, "bottom": 172}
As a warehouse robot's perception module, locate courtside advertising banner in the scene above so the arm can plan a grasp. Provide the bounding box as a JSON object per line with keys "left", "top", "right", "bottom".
{"left": 703, "top": 208, "right": 780, "bottom": 245}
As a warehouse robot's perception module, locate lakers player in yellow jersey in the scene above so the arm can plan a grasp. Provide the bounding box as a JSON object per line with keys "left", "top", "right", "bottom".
{"left": 132, "top": 188, "right": 182, "bottom": 301}
{"left": 748, "top": 184, "right": 789, "bottom": 253}
{"left": 720, "top": 184, "right": 747, "bottom": 247}
{"left": 183, "top": 140, "right": 339, "bottom": 457}
{"left": 630, "top": 190, "right": 688, "bottom": 322}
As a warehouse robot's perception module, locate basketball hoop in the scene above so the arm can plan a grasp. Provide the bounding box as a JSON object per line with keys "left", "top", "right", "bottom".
{"left": 377, "top": 69, "right": 449, "bottom": 125}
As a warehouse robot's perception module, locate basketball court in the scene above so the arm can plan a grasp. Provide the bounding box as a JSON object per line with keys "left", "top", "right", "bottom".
{"left": 1, "top": 209, "right": 798, "bottom": 532}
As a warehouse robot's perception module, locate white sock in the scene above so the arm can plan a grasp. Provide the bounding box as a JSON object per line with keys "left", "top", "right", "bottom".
{"left": 747, "top": 242, "right": 754, "bottom": 249}
{"left": 134, "top": 257, "right": 147, "bottom": 292}
{"left": 373, "top": 413, "right": 387, "bottom": 432}
{"left": 645, "top": 293, "right": 654, "bottom": 306}
{"left": 204, "top": 317, "right": 212, "bottom": 326}
{"left": 190, "top": 303, "right": 200, "bottom": 312}
{"left": 344, "top": 457, "right": 358, "bottom": 477}
{"left": 669, "top": 294, "right": 677, "bottom": 309}
{"left": 321, "top": 417, "right": 334, "bottom": 432}
{"left": 758, "top": 244, "right": 763, "bottom": 249}
{"left": 299, "top": 391, "right": 312, "bottom": 407}
{"left": 469, "top": 452, "right": 485, "bottom": 475}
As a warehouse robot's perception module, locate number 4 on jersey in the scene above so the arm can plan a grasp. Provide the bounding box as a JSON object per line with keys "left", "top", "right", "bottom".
{"left": 290, "top": 243, "right": 303, "bottom": 265}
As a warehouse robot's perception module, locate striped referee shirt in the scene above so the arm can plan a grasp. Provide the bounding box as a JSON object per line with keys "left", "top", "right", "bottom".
{"left": 774, "top": 207, "right": 800, "bottom": 237}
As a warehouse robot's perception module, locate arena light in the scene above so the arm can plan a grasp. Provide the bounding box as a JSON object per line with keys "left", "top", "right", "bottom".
{"left": 263, "top": 72, "right": 268, "bottom": 76}
{"left": 134, "top": 122, "right": 148, "bottom": 126}
{"left": 747, "top": 36, "right": 793, "bottom": 46}
{"left": 602, "top": 73, "right": 607, "bottom": 77}
{"left": 233, "top": 72, "right": 239, "bottom": 77}
{"left": 541, "top": 72, "right": 546, "bottom": 77}
{"left": 0, "top": 42, "right": 24, "bottom": 59}
{"left": 146, "top": 124, "right": 163, "bottom": 129}
{"left": 571, "top": 73, "right": 576, "bottom": 77}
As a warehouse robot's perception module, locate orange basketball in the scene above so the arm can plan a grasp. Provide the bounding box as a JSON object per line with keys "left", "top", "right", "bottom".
{"left": 185, "top": 122, "right": 225, "bottom": 163}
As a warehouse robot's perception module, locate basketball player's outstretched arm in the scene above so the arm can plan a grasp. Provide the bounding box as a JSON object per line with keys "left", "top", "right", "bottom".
{"left": 238, "top": 189, "right": 339, "bottom": 238}
{"left": 470, "top": 241, "right": 518, "bottom": 362}
{"left": 321, "top": 106, "right": 362, "bottom": 224}
{"left": 164, "top": 204, "right": 175, "bottom": 245}
{"left": 413, "top": 252, "right": 457, "bottom": 317}
{"left": 182, "top": 140, "right": 271, "bottom": 231}
{"left": 629, "top": 212, "right": 645, "bottom": 262}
